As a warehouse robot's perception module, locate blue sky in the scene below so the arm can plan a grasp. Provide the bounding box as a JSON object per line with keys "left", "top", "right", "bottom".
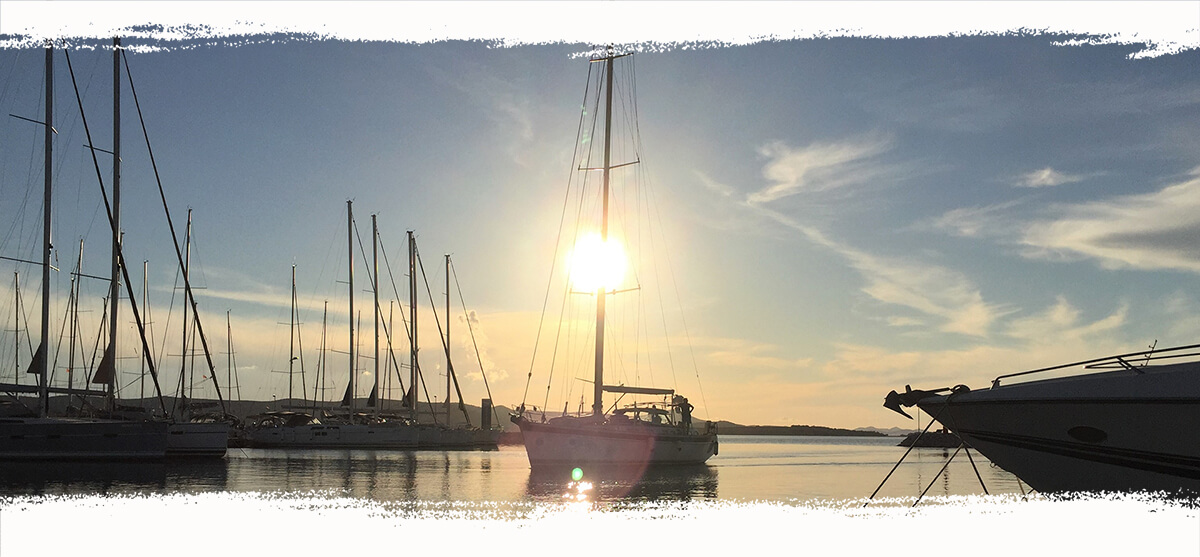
{"left": 1, "top": 4, "right": 1199, "bottom": 429}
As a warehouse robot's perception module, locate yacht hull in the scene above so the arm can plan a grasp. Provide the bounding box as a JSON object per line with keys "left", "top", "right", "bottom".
{"left": 0, "top": 418, "right": 169, "bottom": 460}
{"left": 167, "top": 422, "right": 230, "bottom": 458}
{"left": 243, "top": 422, "right": 419, "bottom": 449}
{"left": 917, "top": 361, "right": 1200, "bottom": 493}
{"left": 513, "top": 416, "right": 717, "bottom": 469}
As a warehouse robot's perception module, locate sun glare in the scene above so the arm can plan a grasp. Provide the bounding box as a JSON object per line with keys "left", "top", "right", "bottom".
{"left": 569, "top": 234, "right": 627, "bottom": 293}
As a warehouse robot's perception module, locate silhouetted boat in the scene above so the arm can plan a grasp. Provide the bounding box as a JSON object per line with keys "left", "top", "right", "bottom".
{"left": 885, "top": 343, "right": 1200, "bottom": 493}
{"left": 510, "top": 49, "right": 717, "bottom": 469}
{"left": 0, "top": 43, "right": 168, "bottom": 460}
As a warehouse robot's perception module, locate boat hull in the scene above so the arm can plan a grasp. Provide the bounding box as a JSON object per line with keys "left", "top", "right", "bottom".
{"left": 918, "top": 361, "right": 1200, "bottom": 493}
{"left": 0, "top": 418, "right": 169, "bottom": 460}
{"left": 167, "top": 422, "right": 230, "bottom": 458}
{"left": 242, "top": 422, "right": 419, "bottom": 449}
{"left": 513, "top": 416, "right": 717, "bottom": 469}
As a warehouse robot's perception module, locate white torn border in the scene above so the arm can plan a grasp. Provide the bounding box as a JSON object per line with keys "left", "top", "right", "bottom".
{"left": 0, "top": 493, "right": 1197, "bottom": 554}
{"left": 0, "top": 0, "right": 1198, "bottom": 551}
{"left": 0, "top": 1, "right": 1197, "bottom": 58}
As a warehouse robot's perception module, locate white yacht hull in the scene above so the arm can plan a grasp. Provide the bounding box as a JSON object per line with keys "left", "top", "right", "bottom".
{"left": 167, "top": 422, "right": 230, "bottom": 458}
{"left": 0, "top": 417, "right": 169, "bottom": 460}
{"left": 916, "top": 361, "right": 1200, "bottom": 493}
{"left": 243, "top": 422, "right": 418, "bottom": 449}
{"left": 513, "top": 416, "right": 718, "bottom": 468}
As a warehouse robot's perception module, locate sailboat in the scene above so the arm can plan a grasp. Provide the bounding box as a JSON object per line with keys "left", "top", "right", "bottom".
{"left": 241, "top": 203, "right": 419, "bottom": 449}
{"left": 81, "top": 40, "right": 228, "bottom": 458}
{"left": 0, "top": 43, "right": 169, "bottom": 460}
{"left": 509, "top": 50, "right": 718, "bottom": 468}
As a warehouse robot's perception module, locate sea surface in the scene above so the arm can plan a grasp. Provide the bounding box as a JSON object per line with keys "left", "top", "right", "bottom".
{"left": 0, "top": 435, "right": 1029, "bottom": 504}
{"left": 2, "top": 436, "right": 1196, "bottom": 555}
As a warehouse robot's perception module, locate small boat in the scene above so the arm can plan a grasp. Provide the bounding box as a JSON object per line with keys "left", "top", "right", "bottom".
{"left": 510, "top": 49, "right": 717, "bottom": 469}
{"left": 884, "top": 343, "right": 1200, "bottom": 493}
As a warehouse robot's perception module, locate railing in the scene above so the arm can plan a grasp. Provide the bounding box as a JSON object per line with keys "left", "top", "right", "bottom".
{"left": 991, "top": 342, "right": 1200, "bottom": 388}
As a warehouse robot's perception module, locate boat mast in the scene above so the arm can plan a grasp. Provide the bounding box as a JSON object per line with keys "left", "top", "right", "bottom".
{"left": 106, "top": 36, "right": 122, "bottom": 404}
{"left": 38, "top": 44, "right": 53, "bottom": 417}
{"left": 316, "top": 300, "right": 326, "bottom": 411}
{"left": 345, "top": 200, "right": 355, "bottom": 412}
{"left": 372, "top": 214, "right": 380, "bottom": 412}
{"left": 177, "top": 209, "right": 192, "bottom": 413}
{"left": 289, "top": 264, "right": 296, "bottom": 404}
{"left": 12, "top": 272, "right": 19, "bottom": 386}
{"left": 445, "top": 253, "right": 451, "bottom": 424}
{"left": 225, "top": 309, "right": 232, "bottom": 402}
{"left": 408, "top": 230, "right": 417, "bottom": 422}
{"left": 386, "top": 300, "right": 394, "bottom": 411}
{"left": 140, "top": 259, "right": 148, "bottom": 401}
{"left": 68, "top": 241, "right": 83, "bottom": 397}
{"left": 592, "top": 51, "right": 615, "bottom": 418}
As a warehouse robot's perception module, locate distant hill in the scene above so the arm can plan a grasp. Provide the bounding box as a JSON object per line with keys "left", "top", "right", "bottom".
{"left": 715, "top": 421, "right": 886, "bottom": 437}
{"left": 855, "top": 426, "right": 917, "bottom": 436}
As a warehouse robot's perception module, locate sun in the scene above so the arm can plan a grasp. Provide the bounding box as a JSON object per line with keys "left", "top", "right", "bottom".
{"left": 568, "top": 233, "right": 627, "bottom": 293}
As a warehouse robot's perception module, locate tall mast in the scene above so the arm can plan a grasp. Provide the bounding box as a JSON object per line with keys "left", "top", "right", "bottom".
{"left": 107, "top": 36, "right": 122, "bottom": 402}
{"left": 592, "top": 51, "right": 615, "bottom": 417}
{"left": 317, "top": 300, "right": 327, "bottom": 411}
{"left": 140, "top": 259, "right": 148, "bottom": 401}
{"left": 386, "top": 300, "right": 394, "bottom": 411}
{"left": 408, "top": 230, "right": 417, "bottom": 422}
{"left": 289, "top": 264, "right": 296, "bottom": 404}
{"left": 68, "top": 241, "right": 83, "bottom": 397}
{"left": 346, "top": 200, "right": 355, "bottom": 412}
{"left": 178, "top": 209, "right": 192, "bottom": 411}
{"left": 372, "top": 214, "right": 380, "bottom": 411}
{"left": 12, "top": 272, "right": 19, "bottom": 385}
{"left": 38, "top": 44, "right": 53, "bottom": 417}
{"left": 444, "top": 253, "right": 451, "bottom": 424}
{"left": 225, "top": 309, "right": 232, "bottom": 403}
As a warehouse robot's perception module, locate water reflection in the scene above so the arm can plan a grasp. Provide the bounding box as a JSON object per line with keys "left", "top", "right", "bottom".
{"left": 0, "top": 438, "right": 1027, "bottom": 503}
{"left": 525, "top": 464, "right": 718, "bottom": 502}
{"left": 0, "top": 459, "right": 228, "bottom": 497}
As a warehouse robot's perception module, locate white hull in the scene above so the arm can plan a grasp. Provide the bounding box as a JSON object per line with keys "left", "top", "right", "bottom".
{"left": 917, "top": 360, "right": 1200, "bottom": 493}
{"left": 167, "top": 422, "right": 230, "bottom": 458}
{"left": 513, "top": 416, "right": 717, "bottom": 468}
{"left": 0, "top": 417, "right": 169, "bottom": 460}
{"left": 243, "top": 422, "right": 419, "bottom": 449}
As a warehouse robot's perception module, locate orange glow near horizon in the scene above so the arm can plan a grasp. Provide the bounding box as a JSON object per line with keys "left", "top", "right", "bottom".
{"left": 568, "top": 233, "right": 627, "bottom": 293}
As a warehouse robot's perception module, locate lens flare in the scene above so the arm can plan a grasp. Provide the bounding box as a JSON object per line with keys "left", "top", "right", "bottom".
{"left": 572, "top": 467, "right": 584, "bottom": 481}
{"left": 568, "top": 234, "right": 626, "bottom": 292}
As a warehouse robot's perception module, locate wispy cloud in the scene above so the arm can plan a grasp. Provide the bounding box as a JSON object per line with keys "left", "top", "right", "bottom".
{"left": 747, "top": 135, "right": 892, "bottom": 205}
{"left": 1021, "top": 168, "right": 1200, "bottom": 273}
{"left": 1003, "top": 296, "right": 1127, "bottom": 343}
{"left": 700, "top": 134, "right": 1008, "bottom": 338}
{"left": 754, "top": 206, "right": 1009, "bottom": 337}
{"left": 1018, "top": 167, "right": 1089, "bottom": 188}
{"left": 928, "top": 200, "right": 1026, "bottom": 239}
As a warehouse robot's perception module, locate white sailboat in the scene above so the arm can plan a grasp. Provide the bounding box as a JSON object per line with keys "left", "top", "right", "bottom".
{"left": 242, "top": 203, "right": 418, "bottom": 449}
{"left": 93, "top": 40, "right": 228, "bottom": 458}
{"left": 510, "top": 50, "right": 718, "bottom": 469}
{"left": 884, "top": 343, "right": 1200, "bottom": 493}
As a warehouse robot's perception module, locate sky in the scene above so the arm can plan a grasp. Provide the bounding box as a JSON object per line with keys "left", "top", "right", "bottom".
{"left": 0, "top": 2, "right": 1199, "bottom": 430}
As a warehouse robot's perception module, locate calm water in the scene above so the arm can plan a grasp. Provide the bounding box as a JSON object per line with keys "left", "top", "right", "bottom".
{"left": 0, "top": 435, "right": 1027, "bottom": 503}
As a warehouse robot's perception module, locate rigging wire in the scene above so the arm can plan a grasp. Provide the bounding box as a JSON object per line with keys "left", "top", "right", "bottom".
{"left": 413, "top": 243, "right": 470, "bottom": 425}
{"left": 449, "top": 258, "right": 501, "bottom": 428}
{"left": 519, "top": 58, "right": 596, "bottom": 413}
